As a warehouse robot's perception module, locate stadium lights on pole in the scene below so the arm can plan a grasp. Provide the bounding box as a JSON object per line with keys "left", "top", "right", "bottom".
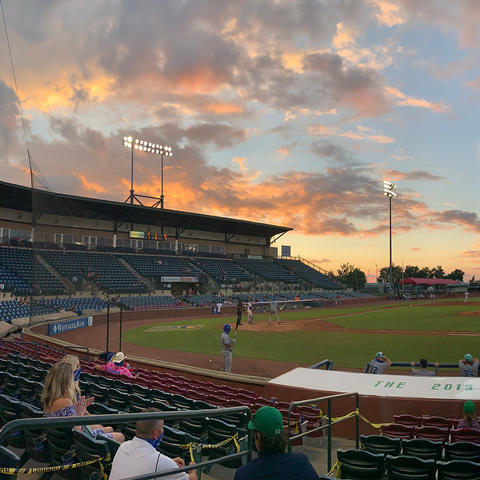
{"left": 383, "top": 180, "right": 397, "bottom": 293}
{"left": 122, "top": 136, "right": 173, "bottom": 208}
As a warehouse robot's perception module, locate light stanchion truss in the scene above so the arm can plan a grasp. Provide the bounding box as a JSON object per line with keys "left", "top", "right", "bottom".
{"left": 383, "top": 180, "right": 398, "bottom": 291}
{"left": 122, "top": 136, "right": 173, "bottom": 208}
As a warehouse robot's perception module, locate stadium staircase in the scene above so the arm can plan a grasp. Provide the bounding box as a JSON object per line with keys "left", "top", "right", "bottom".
{"left": 33, "top": 253, "right": 74, "bottom": 293}
{"left": 117, "top": 256, "right": 154, "bottom": 292}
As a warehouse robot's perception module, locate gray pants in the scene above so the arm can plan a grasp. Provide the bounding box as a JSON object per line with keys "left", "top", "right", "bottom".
{"left": 223, "top": 351, "right": 232, "bottom": 373}
{"left": 269, "top": 310, "right": 280, "bottom": 324}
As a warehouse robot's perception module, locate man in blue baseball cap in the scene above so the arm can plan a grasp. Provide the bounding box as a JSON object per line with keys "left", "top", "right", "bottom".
{"left": 234, "top": 406, "right": 319, "bottom": 480}
{"left": 221, "top": 323, "right": 235, "bottom": 373}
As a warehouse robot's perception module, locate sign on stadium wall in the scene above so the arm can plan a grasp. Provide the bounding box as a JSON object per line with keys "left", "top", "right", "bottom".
{"left": 48, "top": 316, "right": 93, "bottom": 336}
{"left": 269, "top": 368, "right": 480, "bottom": 400}
{"left": 160, "top": 276, "right": 199, "bottom": 283}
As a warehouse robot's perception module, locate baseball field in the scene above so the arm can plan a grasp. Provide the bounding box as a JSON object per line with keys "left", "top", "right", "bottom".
{"left": 122, "top": 297, "right": 480, "bottom": 371}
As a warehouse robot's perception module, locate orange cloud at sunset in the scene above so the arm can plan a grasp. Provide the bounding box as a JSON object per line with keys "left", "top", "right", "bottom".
{"left": 75, "top": 173, "right": 106, "bottom": 194}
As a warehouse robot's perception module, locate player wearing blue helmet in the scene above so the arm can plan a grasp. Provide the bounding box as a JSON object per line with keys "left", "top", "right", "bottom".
{"left": 221, "top": 323, "right": 236, "bottom": 373}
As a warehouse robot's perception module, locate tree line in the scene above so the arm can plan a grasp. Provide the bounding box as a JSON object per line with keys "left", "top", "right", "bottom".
{"left": 329, "top": 263, "right": 465, "bottom": 291}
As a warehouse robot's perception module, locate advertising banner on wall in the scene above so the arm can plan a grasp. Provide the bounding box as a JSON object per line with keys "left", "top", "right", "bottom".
{"left": 48, "top": 316, "right": 93, "bottom": 336}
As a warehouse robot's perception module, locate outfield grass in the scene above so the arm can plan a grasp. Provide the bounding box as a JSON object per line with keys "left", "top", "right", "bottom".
{"left": 123, "top": 300, "right": 480, "bottom": 369}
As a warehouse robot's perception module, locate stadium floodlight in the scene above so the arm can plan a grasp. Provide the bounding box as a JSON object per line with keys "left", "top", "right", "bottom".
{"left": 383, "top": 180, "right": 398, "bottom": 293}
{"left": 122, "top": 136, "right": 174, "bottom": 208}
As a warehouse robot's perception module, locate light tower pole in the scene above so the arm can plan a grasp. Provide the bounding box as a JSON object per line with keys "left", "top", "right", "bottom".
{"left": 122, "top": 136, "right": 173, "bottom": 207}
{"left": 383, "top": 180, "right": 397, "bottom": 292}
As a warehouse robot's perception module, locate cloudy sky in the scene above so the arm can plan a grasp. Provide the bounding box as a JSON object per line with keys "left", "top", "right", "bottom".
{"left": 1, "top": 0, "right": 480, "bottom": 281}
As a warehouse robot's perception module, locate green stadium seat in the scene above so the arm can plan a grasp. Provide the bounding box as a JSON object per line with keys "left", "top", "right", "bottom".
{"left": 360, "top": 434, "right": 401, "bottom": 456}
{"left": 0, "top": 446, "right": 21, "bottom": 480}
{"left": 401, "top": 438, "right": 443, "bottom": 461}
{"left": 437, "top": 459, "right": 480, "bottom": 480}
{"left": 336, "top": 449, "right": 385, "bottom": 479}
{"left": 444, "top": 441, "right": 480, "bottom": 462}
{"left": 386, "top": 454, "right": 436, "bottom": 480}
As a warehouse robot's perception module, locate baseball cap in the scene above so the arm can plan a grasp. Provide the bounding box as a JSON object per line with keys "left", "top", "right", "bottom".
{"left": 464, "top": 400, "right": 476, "bottom": 414}
{"left": 112, "top": 352, "right": 126, "bottom": 363}
{"left": 465, "top": 354, "right": 473, "bottom": 363}
{"left": 248, "top": 406, "right": 284, "bottom": 436}
{"left": 376, "top": 352, "right": 384, "bottom": 358}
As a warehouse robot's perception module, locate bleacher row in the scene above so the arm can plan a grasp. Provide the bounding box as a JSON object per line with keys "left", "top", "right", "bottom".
{"left": 0, "top": 246, "right": 340, "bottom": 296}
{"left": 325, "top": 414, "right": 480, "bottom": 480}
{"left": 0, "top": 338, "right": 321, "bottom": 478}
{"left": 0, "top": 289, "right": 371, "bottom": 323}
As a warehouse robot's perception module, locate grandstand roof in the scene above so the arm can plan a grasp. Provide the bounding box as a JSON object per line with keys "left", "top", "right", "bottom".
{"left": 0, "top": 180, "right": 292, "bottom": 238}
{"left": 400, "top": 277, "right": 464, "bottom": 286}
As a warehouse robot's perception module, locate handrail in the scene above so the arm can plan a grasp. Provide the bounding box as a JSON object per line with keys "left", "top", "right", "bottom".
{"left": 308, "top": 359, "right": 334, "bottom": 370}
{"left": 287, "top": 392, "right": 359, "bottom": 472}
{"left": 0, "top": 406, "right": 253, "bottom": 480}
{"left": 364, "top": 361, "right": 459, "bottom": 373}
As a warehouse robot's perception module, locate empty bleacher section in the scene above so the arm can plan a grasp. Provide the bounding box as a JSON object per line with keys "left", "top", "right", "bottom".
{"left": 0, "top": 247, "right": 65, "bottom": 295}
{"left": 41, "top": 250, "right": 147, "bottom": 293}
{"left": 235, "top": 258, "right": 298, "bottom": 283}
{"left": 121, "top": 254, "right": 201, "bottom": 284}
{"left": 275, "top": 258, "right": 340, "bottom": 289}
{"left": 192, "top": 257, "right": 251, "bottom": 283}
{"left": 120, "top": 295, "right": 180, "bottom": 310}
{"left": 0, "top": 265, "right": 30, "bottom": 295}
{"left": 0, "top": 297, "right": 107, "bottom": 323}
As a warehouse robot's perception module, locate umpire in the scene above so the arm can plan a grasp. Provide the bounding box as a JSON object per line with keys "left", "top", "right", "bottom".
{"left": 221, "top": 323, "right": 236, "bottom": 373}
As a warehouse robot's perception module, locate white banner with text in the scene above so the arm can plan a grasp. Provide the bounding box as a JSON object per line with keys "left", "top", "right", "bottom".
{"left": 269, "top": 368, "right": 480, "bottom": 400}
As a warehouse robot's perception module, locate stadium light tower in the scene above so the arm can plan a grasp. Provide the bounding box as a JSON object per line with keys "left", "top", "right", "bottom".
{"left": 122, "top": 136, "right": 173, "bottom": 208}
{"left": 383, "top": 180, "right": 397, "bottom": 292}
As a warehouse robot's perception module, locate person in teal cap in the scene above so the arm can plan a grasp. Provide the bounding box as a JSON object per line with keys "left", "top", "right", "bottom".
{"left": 367, "top": 351, "right": 392, "bottom": 374}
{"left": 458, "top": 401, "right": 480, "bottom": 429}
{"left": 459, "top": 353, "right": 479, "bottom": 377}
{"left": 234, "top": 406, "right": 319, "bottom": 480}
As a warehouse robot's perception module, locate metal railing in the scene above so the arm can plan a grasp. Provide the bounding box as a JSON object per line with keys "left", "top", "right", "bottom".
{"left": 0, "top": 407, "right": 253, "bottom": 480}
{"left": 287, "top": 392, "right": 359, "bottom": 472}
{"left": 364, "top": 361, "right": 459, "bottom": 373}
{"left": 308, "top": 359, "right": 334, "bottom": 370}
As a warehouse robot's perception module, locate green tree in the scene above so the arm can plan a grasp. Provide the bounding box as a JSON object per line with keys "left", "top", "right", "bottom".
{"left": 404, "top": 265, "right": 420, "bottom": 277}
{"left": 336, "top": 263, "right": 367, "bottom": 291}
{"left": 446, "top": 269, "right": 464, "bottom": 282}
{"left": 431, "top": 265, "right": 445, "bottom": 279}
{"left": 377, "top": 265, "right": 403, "bottom": 287}
{"left": 418, "top": 266, "right": 433, "bottom": 278}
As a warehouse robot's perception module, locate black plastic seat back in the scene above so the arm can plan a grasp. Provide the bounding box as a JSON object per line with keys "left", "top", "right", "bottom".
{"left": 0, "top": 445, "right": 20, "bottom": 480}
{"left": 445, "top": 441, "right": 480, "bottom": 463}
{"left": 128, "top": 394, "right": 152, "bottom": 412}
{"left": 72, "top": 429, "right": 110, "bottom": 480}
{"left": 402, "top": 438, "right": 443, "bottom": 460}
{"left": 361, "top": 434, "right": 401, "bottom": 456}
{"left": 386, "top": 454, "right": 436, "bottom": 480}
{"left": 437, "top": 459, "right": 480, "bottom": 480}
{"left": 337, "top": 449, "right": 385, "bottom": 479}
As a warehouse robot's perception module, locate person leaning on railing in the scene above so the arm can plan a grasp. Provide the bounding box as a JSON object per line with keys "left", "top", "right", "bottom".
{"left": 109, "top": 407, "right": 197, "bottom": 480}
{"left": 234, "top": 406, "right": 319, "bottom": 480}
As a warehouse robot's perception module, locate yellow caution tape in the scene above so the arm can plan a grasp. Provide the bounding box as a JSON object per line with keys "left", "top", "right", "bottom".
{"left": 327, "top": 460, "right": 342, "bottom": 478}
{"left": 0, "top": 454, "right": 108, "bottom": 476}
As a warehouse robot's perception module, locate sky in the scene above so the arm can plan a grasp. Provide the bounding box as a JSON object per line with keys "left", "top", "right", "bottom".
{"left": 0, "top": 0, "right": 480, "bottom": 281}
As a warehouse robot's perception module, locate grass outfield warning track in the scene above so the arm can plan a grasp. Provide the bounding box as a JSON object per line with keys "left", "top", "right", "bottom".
{"left": 123, "top": 299, "right": 480, "bottom": 369}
